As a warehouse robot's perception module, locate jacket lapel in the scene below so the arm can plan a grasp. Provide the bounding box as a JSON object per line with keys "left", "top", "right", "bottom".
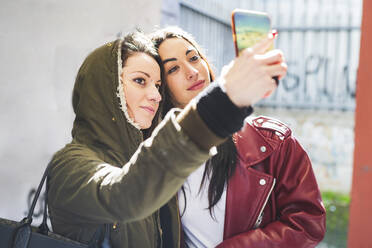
{"left": 223, "top": 122, "right": 276, "bottom": 239}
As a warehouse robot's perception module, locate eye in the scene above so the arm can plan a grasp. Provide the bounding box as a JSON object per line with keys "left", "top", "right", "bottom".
{"left": 168, "top": 65, "right": 179, "bottom": 74}
{"left": 133, "top": 77, "right": 145, "bottom": 85}
{"left": 155, "top": 84, "right": 161, "bottom": 90}
{"left": 190, "top": 55, "right": 200, "bottom": 62}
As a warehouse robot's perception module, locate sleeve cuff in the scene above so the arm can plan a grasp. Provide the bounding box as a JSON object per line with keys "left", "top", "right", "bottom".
{"left": 176, "top": 99, "right": 226, "bottom": 151}
{"left": 195, "top": 81, "right": 253, "bottom": 138}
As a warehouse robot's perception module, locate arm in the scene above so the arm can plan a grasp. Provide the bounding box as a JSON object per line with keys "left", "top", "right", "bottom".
{"left": 217, "top": 136, "right": 326, "bottom": 248}
{"left": 48, "top": 103, "right": 223, "bottom": 224}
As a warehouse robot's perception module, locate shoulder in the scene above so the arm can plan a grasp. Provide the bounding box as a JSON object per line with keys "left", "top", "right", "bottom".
{"left": 234, "top": 116, "right": 293, "bottom": 164}
{"left": 243, "top": 116, "right": 292, "bottom": 141}
{"left": 54, "top": 142, "right": 97, "bottom": 159}
{"left": 50, "top": 142, "right": 102, "bottom": 171}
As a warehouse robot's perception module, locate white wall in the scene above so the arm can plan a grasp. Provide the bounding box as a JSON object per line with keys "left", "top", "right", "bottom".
{"left": 0, "top": 0, "right": 162, "bottom": 222}
{"left": 161, "top": 0, "right": 180, "bottom": 26}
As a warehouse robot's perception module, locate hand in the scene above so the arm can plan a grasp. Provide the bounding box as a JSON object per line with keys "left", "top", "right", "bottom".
{"left": 221, "top": 34, "right": 287, "bottom": 107}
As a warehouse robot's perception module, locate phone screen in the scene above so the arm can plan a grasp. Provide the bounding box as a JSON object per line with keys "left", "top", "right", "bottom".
{"left": 232, "top": 10, "right": 272, "bottom": 57}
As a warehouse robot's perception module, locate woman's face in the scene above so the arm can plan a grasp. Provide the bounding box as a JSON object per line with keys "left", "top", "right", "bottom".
{"left": 121, "top": 52, "right": 162, "bottom": 129}
{"left": 158, "top": 38, "right": 211, "bottom": 108}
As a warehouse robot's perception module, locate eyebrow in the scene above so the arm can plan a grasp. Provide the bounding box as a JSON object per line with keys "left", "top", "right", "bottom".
{"left": 162, "top": 48, "right": 197, "bottom": 65}
{"left": 186, "top": 49, "right": 195, "bottom": 55}
{"left": 132, "top": 71, "right": 161, "bottom": 82}
{"left": 162, "top": 58, "right": 176, "bottom": 64}
{"left": 133, "top": 71, "right": 150, "bottom": 77}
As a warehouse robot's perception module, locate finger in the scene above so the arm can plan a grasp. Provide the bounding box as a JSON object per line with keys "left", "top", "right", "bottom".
{"left": 263, "top": 89, "right": 274, "bottom": 98}
{"left": 251, "top": 33, "right": 275, "bottom": 54}
{"left": 256, "top": 49, "right": 284, "bottom": 65}
{"left": 240, "top": 47, "right": 254, "bottom": 58}
{"left": 240, "top": 33, "right": 275, "bottom": 58}
{"left": 220, "top": 60, "right": 234, "bottom": 76}
{"left": 262, "top": 77, "right": 278, "bottom": 98}
{"left": 265, "top": 62, "right": 288, "bottom": 79}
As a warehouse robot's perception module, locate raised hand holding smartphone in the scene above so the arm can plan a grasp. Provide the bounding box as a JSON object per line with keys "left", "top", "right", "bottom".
{"left": 231, "top": 9, "right": 280, "bottom": 85}
{"left": 222, "top": 34, "right": 282, "bottom": 107}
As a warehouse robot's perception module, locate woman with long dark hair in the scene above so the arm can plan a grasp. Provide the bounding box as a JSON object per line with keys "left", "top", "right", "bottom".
{"left": 151, "top": 26, "right": 326, "bottom": 248}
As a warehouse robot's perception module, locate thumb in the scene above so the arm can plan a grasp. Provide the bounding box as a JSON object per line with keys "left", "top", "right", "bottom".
{"left": 220, "top": 60, "right": 234, "bottom": 77}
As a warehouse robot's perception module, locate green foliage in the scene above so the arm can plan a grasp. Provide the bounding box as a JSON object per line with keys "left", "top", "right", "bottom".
{"left": 321, "top": 191, "right": 350, "bottom": 248}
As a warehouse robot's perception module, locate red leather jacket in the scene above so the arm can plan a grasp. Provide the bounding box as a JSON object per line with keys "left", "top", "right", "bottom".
{"left": 216, "top": 116, "right": 326, "bottom": 248}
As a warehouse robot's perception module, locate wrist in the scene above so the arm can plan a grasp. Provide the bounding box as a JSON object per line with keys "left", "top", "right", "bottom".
{"left": 222, "top": 76, "right": 252, "bottom": 107}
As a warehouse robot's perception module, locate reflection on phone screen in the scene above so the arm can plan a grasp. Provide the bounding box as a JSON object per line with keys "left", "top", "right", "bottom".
{"left": 234, "top": 11, "right": 271, "bottom": 56}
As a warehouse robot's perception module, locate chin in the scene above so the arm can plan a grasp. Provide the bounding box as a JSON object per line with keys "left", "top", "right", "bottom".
{"left": 139, "top": 121, "right": 152, "bottom": 130}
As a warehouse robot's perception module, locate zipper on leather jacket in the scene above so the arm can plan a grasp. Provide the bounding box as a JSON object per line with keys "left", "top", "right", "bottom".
{"left": 253, "top": 178, "right": 276, "bottom": 229}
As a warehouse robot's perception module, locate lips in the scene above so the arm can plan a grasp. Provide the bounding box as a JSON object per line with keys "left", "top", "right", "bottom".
{"left": 140, "top": 106, "right": 156, "bottom": 115}
{"left": 187, "top": 80, "right": 205, "bottom": 91}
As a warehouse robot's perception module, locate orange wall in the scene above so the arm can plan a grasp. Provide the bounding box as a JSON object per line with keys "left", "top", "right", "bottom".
{"left": 348, "top": 0, "right": 372, "bottom": 246}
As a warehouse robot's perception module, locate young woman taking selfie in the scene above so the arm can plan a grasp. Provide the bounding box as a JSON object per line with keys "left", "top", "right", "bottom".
{"left": 151, "top": 26, "right": 326, "bottom": 248}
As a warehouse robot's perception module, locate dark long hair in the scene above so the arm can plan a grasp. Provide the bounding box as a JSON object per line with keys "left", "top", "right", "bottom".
{"left": 151, "top": 27, "right": 237, "bottom": 217}
{"left": 121, "top": 31, "right": 165, "bottom": 139}
{"left": 151, "top": 26, "right": 215, "bottom": 118}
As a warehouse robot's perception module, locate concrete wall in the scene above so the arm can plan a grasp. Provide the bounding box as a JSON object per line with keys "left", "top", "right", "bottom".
{"left": 0, "top": 0, "right": 162, "bottom": 223}
{"left": 255, "top": 107, "right": 354, "bottom": 193}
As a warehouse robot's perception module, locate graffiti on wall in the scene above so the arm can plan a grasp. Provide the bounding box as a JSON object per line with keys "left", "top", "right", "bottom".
{"left": 179, "top": 0, "right": 361, "bottom": 111}
{"left": 273, "top": 54, "right": 357, "bottom": 107}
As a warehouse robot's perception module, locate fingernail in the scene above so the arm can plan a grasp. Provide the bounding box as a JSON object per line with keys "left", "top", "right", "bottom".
{"left": 272, "top": 30, "right": 278, "bottom": 38}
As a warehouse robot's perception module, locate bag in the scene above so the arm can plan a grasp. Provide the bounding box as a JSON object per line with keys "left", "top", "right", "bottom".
{"left": 0, "top": 162, "right": 109, "bottom": 248}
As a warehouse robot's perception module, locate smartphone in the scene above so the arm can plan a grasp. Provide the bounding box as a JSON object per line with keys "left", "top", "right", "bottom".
{"left": 231, "top": 9, "right": 272, "bottom": 56}
{"left": 231, "top": 9, "right": 278, "bottom": 85}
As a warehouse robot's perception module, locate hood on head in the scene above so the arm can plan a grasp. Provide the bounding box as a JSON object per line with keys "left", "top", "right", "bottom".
{"left": 71, "top": 39, "right": 142, "bottom": 163}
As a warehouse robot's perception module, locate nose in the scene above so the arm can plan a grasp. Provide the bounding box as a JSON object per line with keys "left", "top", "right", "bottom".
{"left": 147, "top": 83, "right": 162, "bottom": 103}
{"left": 184, "top": 63, "right": 198, "bottom": 81}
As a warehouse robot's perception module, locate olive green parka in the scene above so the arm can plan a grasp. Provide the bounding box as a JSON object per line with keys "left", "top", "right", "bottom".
{"left": 47, "top": 39, "right": 224, "bottom": 247}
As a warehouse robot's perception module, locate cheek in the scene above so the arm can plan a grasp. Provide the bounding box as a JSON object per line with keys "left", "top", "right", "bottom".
{"left": 200, "top": 61, "right": 210, "bottom": 82}
{"left": 166, "top": 76, "right": 183, "bottom": 96}
{"left": 123, "top": 84, "right": 139, "bottom": 116}
{"left": 126, "top": 94, "right": 136, "bottom": 108}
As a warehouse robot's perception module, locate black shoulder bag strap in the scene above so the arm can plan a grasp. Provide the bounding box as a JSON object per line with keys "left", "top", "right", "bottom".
{"left": 11, "top": 161, "right": 109, "bottom": 248}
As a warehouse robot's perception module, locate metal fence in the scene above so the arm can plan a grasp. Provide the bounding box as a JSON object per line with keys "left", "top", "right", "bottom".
{"left": 179, "top": 0, "right": 362, "bottom": 111}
